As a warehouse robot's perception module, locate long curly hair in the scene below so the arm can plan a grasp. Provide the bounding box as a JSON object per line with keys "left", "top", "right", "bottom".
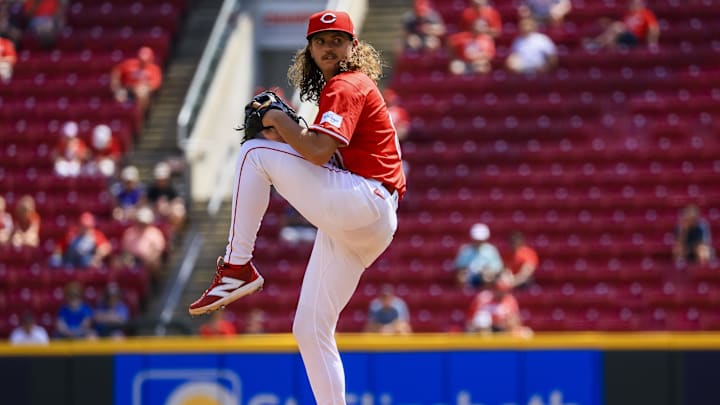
{"left": 288, "top": 40, "right": 384, "bottom": 104}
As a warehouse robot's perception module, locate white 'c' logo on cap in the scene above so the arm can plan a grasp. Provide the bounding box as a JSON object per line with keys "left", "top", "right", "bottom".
{"left": 320, "top": 12, "right": 337, "bottom": 24}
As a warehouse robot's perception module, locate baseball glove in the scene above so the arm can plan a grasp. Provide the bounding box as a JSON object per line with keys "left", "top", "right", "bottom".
{"left": 236, "top": 90, "right": 302, "bottom": 143}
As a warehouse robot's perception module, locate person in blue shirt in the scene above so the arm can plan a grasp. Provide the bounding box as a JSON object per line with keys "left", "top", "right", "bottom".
{"left": 111, "top": 165, "right": 146, "bottom": 221}
{"left": 94, "top": 283, "right": 130, "bottom": 338}
{"left": 454, "top": 223, "right": 504, "bottom": 289}
{"left": 55, "top": 282, "right": 96, "bottom": 340}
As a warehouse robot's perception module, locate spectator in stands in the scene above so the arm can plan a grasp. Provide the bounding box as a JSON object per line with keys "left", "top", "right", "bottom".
{"left": 110, "top": 46, "right": 163, "bottom": 116}
{"left": 586, "top": 0, "right": 659, "bottom": 50}
{"left": 506, "top": 18, "right": 558, "bottom": 74}
{"left": 10, "top": 194, "right": 40, "bottom": 248}
{"left": 146, "top": 161, "right": 186, "bottom": 232}
{"left": 52, "top": 211, "right": 112, "bottom": 268}
{"left": 9, "top": 311, "right": 49, "bottom": 345}
{"left": 86, "top": 124, "right": 122, "bottom": 178}
{"left": 460, "top": 0, "right": 502, "bottom": 38}
{"left": 55, "top": 282, "right": 96, "bottom": 340}
{"left": 0, "top": 195, "right": 13, "bottom": 245}
{"left": 93, "top": 283, "right": 130, "bottom": 338}
{"left": 454, "top": 223, "right": 504, "bottom": 289}
{"left": 365, "top": 284, "right": 412, "bottom": 335}
{"left": 0, "top": 33, "right": 17, "bottom": 83}
{"left": 55, "top": 281, "right": 97, "bottom": 339}
{"left": 466, "top": 271, "right": 531, "bottom": 337}
{"left": 279, "top": 205, "right": 317, "bottom": 245}
{"left": 244, "top": 308, "right": 266, "bottom": 334}
{"left": 519, "top": 0, "right": 572, "bottom": 27}
{"left": 112, "top": 165, "right": 145, "bottom": 221}
{"left": 52, "top": 121, "right": 90, "bottom": 178}
{"left": 673, "top": 204, "right": 714, "bottom": 266}
{"left": 120, "top": 206, "right": 167, "bottom": 278}
{"left": 505, "top": 231, "right": 538, "bottom": 289}
{"left": 23, "top": 0, "right": 65, "bottom": 48}
{"left": 0, "top": 2, "right": 23, "bottom": 48}
{"left": 447, "top": 18, "right": 496, "bottom": 76}
{"left": 199, "top": 309, "right": 237, "bottom": 337}
{"left": 403, "top": 0, "right": 446, "bottom": 53}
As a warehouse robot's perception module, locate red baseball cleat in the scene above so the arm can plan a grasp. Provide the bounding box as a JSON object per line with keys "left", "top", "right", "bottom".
{"left": 188, "top": 256, "right": 264, "bottom": 316}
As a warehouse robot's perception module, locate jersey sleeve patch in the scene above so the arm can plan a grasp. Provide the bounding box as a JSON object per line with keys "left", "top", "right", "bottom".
{"left": 320, "top": 110, "right": 344, "bottom": 128}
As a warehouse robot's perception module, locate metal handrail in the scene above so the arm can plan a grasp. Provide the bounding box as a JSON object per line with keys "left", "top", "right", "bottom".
{"left": 176, "top": 0, "right": 241, "bottom": 150}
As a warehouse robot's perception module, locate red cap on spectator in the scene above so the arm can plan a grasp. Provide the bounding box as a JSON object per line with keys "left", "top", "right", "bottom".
{"left": 306, "top": 10, "right": 355, "bottom": 39}
{"left": 414, "top": 0, "right": 432, "bottom": 15}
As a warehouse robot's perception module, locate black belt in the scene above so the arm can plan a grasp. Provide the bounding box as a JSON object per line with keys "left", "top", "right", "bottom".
{"left": 382, "top": 183, "right": 396, "bottom": 195}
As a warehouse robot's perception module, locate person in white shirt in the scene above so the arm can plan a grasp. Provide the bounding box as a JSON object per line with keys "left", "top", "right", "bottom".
{"left": 506, "top": 18, "right": 558, "bottom": 74}
{"left": 10, "top": 312, "right": 49, "bottom": 345}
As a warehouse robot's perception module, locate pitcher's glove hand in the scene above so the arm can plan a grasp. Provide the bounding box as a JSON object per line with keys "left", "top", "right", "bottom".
{"left": 236, "top": 90, "right": 302, "bottom": 143}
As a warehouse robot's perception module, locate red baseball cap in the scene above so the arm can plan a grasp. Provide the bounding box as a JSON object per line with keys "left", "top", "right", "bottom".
{"left": 306, "top": 10, "right": 355, "bottom": 39}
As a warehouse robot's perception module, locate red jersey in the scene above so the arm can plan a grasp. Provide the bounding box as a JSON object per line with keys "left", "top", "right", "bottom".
{"left": 310, "top": 71, "right": 406, "bottom": 199}
{"left": 199, "top": 320, "right": 237, "bottom": 336}
{"left": 460, "top": 6, "right": 502, "bottom": 34}
{"left": 60, "top": 227, "right": 110, "bottom": 252}
{"left": 467, "top": 291, "right": 519, "bottom": 326}
{"left": 91, "top": 136, "right": 123, "bottom": 160}
{"left": 112, "top": 59, "right": 162, "bottom": 90}
{"left": 24, "top": 0, "right": 60, "bottom": 17}
{"left": 507, "top": 245, "right": 539, "bottom": 275}
{"left": 53, "top": 137, "right": 89, "bottom": 161}
{"left": 0, "top": 38, "right": 17, "bottom": 64}
{"left": 623, "top": 8, "right": 658, "bottom": 39}
{"left": 448, "top": 31, "right": 496, "bottom": 62}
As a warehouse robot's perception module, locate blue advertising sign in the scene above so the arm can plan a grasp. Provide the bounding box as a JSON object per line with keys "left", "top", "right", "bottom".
{"left": 522, "top": 350, "right": 603, "bottom": 405}
{"left": 114, "top": 350, "right": 602, "bottom": 405}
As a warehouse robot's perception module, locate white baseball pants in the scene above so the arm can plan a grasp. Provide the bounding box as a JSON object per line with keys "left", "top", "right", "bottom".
{"left": 223, "top": 139, "right": 398, "bottom": 404}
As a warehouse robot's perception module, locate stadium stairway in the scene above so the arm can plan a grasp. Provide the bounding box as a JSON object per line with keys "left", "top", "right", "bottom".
{"left": 130, "top": 0, "right": 225, "bottom": 177}
{"left": 130, "top": 0, "right": 225, "bottom": 333}
{"left": 361, "top": 0, "right": 412, "bottom": 87}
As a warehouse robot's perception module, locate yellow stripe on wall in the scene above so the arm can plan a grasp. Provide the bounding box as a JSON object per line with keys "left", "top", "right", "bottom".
{"left": 2, "top": 332, "right": 720, "bottom": 356}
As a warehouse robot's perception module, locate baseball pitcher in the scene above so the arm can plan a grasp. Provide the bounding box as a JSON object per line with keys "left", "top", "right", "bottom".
{"left": 189, "top": 10, "right": 406, "bottom": 405}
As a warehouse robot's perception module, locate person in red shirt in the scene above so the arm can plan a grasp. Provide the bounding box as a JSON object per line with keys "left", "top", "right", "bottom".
{"left": 52, "top": 212, "right": 112, "bottom": 269}
{"left": 110, "top": 46, "right": 163, "bottom": 116}
{"left": 86, "top": 124, "right": 123, "bottom": 177}
{"left": 23, "top": 0, "right": 64, "bottom": 48}
{"left": 199, "top": 310, "right": 237, "bottom": 337}
{"left": 466, "top": 272, "right": 532, "bottom": 337}
{"left": 190, "top": 10, "right": 405, "bottom": 405}
{"left": 0, "top": 35, "right": 17, "bottom": 82}
{"left": 52, "top": 121, "right": 90, "bottom": 177}
{"left": 460, "top": 0, "right": 502, "bottom": 38}
{"left": 447, "top": 18, "right": 496, "bottom": 75}
{"left": 505, "top": 232, "right": 539, "bottom": 289}
{"left": 588, "top": 0, "right": 659, "bottom": 50}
